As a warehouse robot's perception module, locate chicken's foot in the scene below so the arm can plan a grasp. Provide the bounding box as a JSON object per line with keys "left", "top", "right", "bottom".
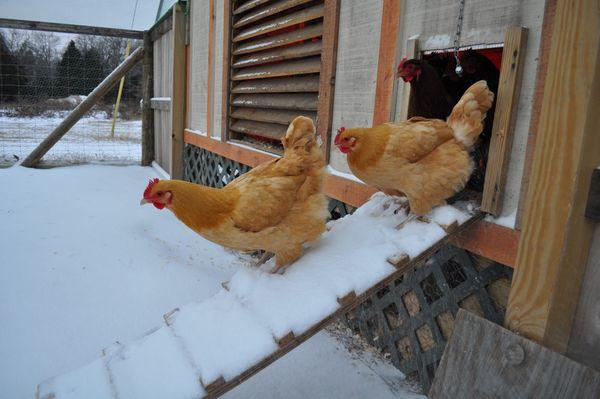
{"left": 255, "top": 251, "right": 274, "bottom": 267}
{"left": 395, "top": 214, "right": 431, "bottom": 230}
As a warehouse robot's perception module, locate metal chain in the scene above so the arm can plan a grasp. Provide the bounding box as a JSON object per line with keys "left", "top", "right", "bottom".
{"left": 453, "top": 0, "right": 466, "bottom": 76}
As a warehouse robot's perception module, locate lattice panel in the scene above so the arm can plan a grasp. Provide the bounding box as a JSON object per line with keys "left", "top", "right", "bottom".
{"left": 344, "top": 246, "right": 512, "bottom": 393}
{"left": 184, "top": 145, "right": 251, "bottom": 188}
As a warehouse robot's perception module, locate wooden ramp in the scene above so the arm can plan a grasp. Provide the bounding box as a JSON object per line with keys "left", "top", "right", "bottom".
{"left": 37, "top": 195, "right": 481, "bottom": 399}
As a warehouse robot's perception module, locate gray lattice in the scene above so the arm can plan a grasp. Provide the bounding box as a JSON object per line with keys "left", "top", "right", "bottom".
{"left": 184, "top": 145, "right": 251, "bottom": 188}
{"left": 344, "top": 245, "right": 512, "bottom": 393}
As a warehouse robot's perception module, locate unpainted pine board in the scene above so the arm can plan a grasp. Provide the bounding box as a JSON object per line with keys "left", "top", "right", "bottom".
{"left": 231, "top": 93, "right": 318, "bottom": 110}
{"left": 233, "top": 4, "right": 324, "bottom": 42}
{"left": 234, "top": 0, "right": 315, "bottom": 29}
{"left": 170, "top": 3, "right": 186, "bottom": 179}
{"left": 232, "top": 56, "right": 321, "bottom": 80}
{"left": 232, "top": 40, "right": 322, "bottom": 69}
{"left": 429, "top": 310, "right": 600, "bottom": 398}
{"left": 231, "top": 108, "right": 316, "bottom": 125}
{"left": 316, "top": 0, "right": 340, "bottom": 162}
{"left": 233, "top": 22, "right": 323, "bottom": 55}
{"left": 207, "top": 0, "right": 215, "bottom": 136}
{"left": 0, "top": 17, "right": 143, "bottom": 39}
{"left": 231, "top": 75, "right": 320, "bottom": 93}
{"left": 372, "top": 0, "right": 402, "bottom": 125}
{"left": 234, "top": 0, "right": 276, "bottom": 15}
{"left": 230, "top": 119, "right": 288, "bottom": 140}
{"left": 221, "top": 0, "right": 232, "bottom": 141}
{"left": 142, "top": 31, "right": 155, "bottom": 166}
{"left": 480, "top": 27, "right": 528, "bottom": 216}
{"left": 396, "top": 38, "right": 418, "bottom": 121}
{"left": 506, "top": 0, "right": 600, "bottom": 353}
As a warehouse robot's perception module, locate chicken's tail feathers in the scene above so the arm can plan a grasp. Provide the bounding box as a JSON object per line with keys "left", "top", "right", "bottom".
{"left": 447, "top": 80, "right": 494, "bottom": 149}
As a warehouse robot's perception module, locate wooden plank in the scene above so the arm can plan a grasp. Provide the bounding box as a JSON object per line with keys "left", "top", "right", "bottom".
{"left": 232, "top": 40, "right": 322, "bottom": 68}
{"left": 396, "top": 38, "right": 419, "bottom": 121}
{"left": 316, "top": 0, "right": 340, "bottom": 162}
{"left": 0, "top": 17, "right": 143, "bottom": 39}
{"left": 429, "top": 310, "right": 600, "bottom": 399}
{"left": 505, "top": 0, "right": 600, "bottom": 353}
{"left": 480, "top": 27, "right": 528, "bottom": 216}
{"left": 451, "top": 221, "right": 519, "bottom": 267}
{"left": 515, "top": 0, "right": 557, "bottom": 229}
{"left": 231, "top": 93, "right": 318, "bottom": 110}
{"left": 203, "top": 214, "right": 483, "bottom": 399}
{"left": 150, "top": 98, "right": 171, "bottom": 110}
{"left": 234, "top": 0, "right": 314, "bottom": 28}
{"left": 232, "top": 56, "right": 321, "bottom": 80}
{"left": 21, "top": 47, "right": 144, "bottom": 167}
{"left": 372, "top": 0, "right": 402, "bottom": 125}
{"left": 231, "top": 108, "right": 316, "bottom": 125}
{"left": 323, "top": 172, "right": 376, "bottom": 208}
{"left": 230, "top": 119, "right": 288, "bottom": 140}
{"left": 221, "top": 0, "right": 233, "bottom": 141}
{"left": 142, "top": 31, "right": 155, "bottom": 166}
{"left": 233, "top": 4, "right": 324, "bottom": 42}
{"left": 232, "top": 74, "right": 320, "bottom": 93}
{"left": 150, "top": 12, "right": 173, "bottom": 42}
{"left": 170, "top": 3, "right": 186, "bottom": 179}
{"left": 233, "top": 22, "right": 322, "bottom": 55}
{"left": 234, "top": 0, "right": 273, "bottom": 15}
{"left": 207, "top": 0, "right": 215, "bottom": 136}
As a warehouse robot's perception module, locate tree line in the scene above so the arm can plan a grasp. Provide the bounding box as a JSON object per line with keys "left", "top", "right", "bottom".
{"left": 0, "top": 29, "right": 142, "bottom": 104}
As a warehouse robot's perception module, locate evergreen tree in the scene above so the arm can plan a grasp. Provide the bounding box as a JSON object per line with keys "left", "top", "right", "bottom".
{"left": 55, "top": 40, "right": 84, "bottom": 97}
{"left": 0, "top": 32, "right": 27, "bottom": 102}
{"left": 82, "top": 47, "right": 104, "bottom": 93}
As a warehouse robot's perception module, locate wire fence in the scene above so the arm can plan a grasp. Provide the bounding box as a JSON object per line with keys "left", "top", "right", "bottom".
{"left": 0, "top": 28, "right": 143, "bottom": 166}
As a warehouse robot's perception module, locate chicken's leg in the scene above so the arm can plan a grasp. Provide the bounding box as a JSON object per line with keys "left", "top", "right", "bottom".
{"left": 255, "top": 251, "right": 274, "bottom": 267}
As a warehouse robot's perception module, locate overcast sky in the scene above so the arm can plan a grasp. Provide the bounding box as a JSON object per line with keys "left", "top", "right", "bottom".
{"left": 0, "top": 0, "right": 161, "bottom": 31}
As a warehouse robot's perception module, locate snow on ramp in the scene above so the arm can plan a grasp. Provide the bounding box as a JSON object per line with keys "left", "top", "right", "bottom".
{"left": 38, "top": 193, "right": 476, "bottom": 399}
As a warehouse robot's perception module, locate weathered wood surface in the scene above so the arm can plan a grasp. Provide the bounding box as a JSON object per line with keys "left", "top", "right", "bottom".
{"left": 316, "top": 0, "right": 340, "bottom": 162}
{"left": 430, "top": 310, "right": 600, "bottom": 398}
{"left": 150, "top": 98, "right": 171, "bottom": 110}
{"left": 149, "top": 11, "right": 173, "bottom": 42}
{"left": 230, "top": 120, "right": 288, "bottom": 140}
{"left": 221, "top": 0, "right": 233, "bottom": 141}
{"left": 232, "top": 75, "right": 320, "bottom": 93}
{"left": 233, "top": 4, "right": 324, "bottom": 42}
{"left": 396, "top": 38, "right": 419, "bottom": 121}
{"left": 372, "top": 0, "right": 402, "bottom": 125}
{"left": 141, "top": 32, "right": 155, "bottom": 166}
{"left": 585, "top": 168, "right": 600, "bottom": 221}
{"left": 21, "top": 47, "right": 144, "bottom": 167}
{"left": 207, "top": 0, "right": 215, "bottom": 136}
{"left": 506, "top": 0, "right": 600, "bottom": 353}
{"left": 153, "top": 28, "right": 174, "bottom": 173}
{"left": 203, "top": 213, "right": 483, "bottom": 398}
{"left": 481, "top": 27, "right": 528, "bottom": 216}
{"left": 233, "top": 22, "right": 323, "bottom": 55}
{"left": 231, "top": 108, "right": 316, "bottom": 125}
{"left": 232, "top": 40, "right": 322, "bottom": 68}
{"left": 234, "top": 0, "right": 273, "bottom": 15}
{"left": 231, "top": 93, "right": 318, "bottom": 110}
{"left": 451, "top": 221, "right": 518, "bottom": 267}
{"left": 170, "top": 3, "right": 186, "bottom": 179}
{"left": 234, "top": 0, "right": 315, "bottom": 29}
{"left": 0, "top": 18, "right": 143, "bottom": 39}
{"left": 232, "top": 56, "right": 321, "bottom": 80}
{"left": 516, "top": 0, "right": 557, "bottom": 229}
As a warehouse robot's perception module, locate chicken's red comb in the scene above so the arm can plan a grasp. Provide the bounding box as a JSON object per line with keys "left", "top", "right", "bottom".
{"left": 334, "top": 127, "right": 346, "bottom": 146}
{"left": 144, "top": 178, "right": 160, "bottom": 198}
{"left": 337, "top": 126, "right": 346, "bottom": 135}
{"left": 398, "top": 57, "right": 408, "bottom": 68}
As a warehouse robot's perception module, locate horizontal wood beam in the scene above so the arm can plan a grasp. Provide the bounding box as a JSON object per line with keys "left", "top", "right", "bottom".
{"left": 183, "top": 129, "right": 519, "bottom": 265}
{"left": 0, "top": 18, "right": 143, "bottom": 39}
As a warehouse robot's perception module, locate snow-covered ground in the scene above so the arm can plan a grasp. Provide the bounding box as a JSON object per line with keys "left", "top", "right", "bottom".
{"left": 0, "top": 110, "right": 141, "bottom": 166}
{"left": 0, "top": 164, "right": 424, "bottom": 399}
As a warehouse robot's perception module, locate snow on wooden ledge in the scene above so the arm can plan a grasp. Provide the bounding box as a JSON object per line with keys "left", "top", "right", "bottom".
{"left": 37, "top": 193, "right": 479, "bottom": 399}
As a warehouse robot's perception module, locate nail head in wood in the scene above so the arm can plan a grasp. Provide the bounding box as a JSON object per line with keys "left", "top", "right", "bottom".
{"left": 277, "top": 331, "right": 296, "bottom": 348}
{"left": 504, "top": 343, "right": 526, "bottom": 366}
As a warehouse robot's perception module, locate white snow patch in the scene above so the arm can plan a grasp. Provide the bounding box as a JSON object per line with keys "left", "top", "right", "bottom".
{"left": 326, "top": 164, "right": 364, "bottom": 184}
{"left": 485, "top": 208, "right": 517, "bottom": 229}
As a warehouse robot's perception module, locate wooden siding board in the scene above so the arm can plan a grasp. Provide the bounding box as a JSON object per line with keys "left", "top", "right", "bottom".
{"left": 189, "top": 0, "right": 210, "bottom": 134}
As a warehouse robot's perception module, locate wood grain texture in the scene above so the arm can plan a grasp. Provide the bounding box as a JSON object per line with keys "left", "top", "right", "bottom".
{"left": 231, "top": 108, "right": 316, "bottom": 125}
{"left": 0, "top": 17, "right": 143, "bottom": 39}
{"left": 372, "top": 0, "right": 402, "bottom": 125}
{"left": 506, "top": 0, "right": 600, "bottom": 353}
{"left": 231, "top": 75, "right": 320, "bottom": 93}
{"left": 141, "top": 31, "right": 155, "bottom": 166}
{"left": 515, "top": 0, "right": 557, "bottom": 229}
{"left": 231, "top": 93, "right": 318, "bottom": 110}
{"left": 233, "top": 22, "right": 323, "bottom": 55}
{"left": 207, "top": 0, "right": 215, "bottom": 136}
{"left": 221, "top": 0, "right": 232, "bottom": 141}
{"left": 451, "top": 221, "right": 519, "bottom": 267}
{"left": 396, "top": 38, "right": 419, "bottom": 121}
{"left": 429, "top": 310, "right": 600, "bottom": 398}
{"left": 21, "top": 47, "right": 144, "bottom": 167}
{"left": 230, "top": 119, "right": 288, "bottom": 140}
{"left": 232, "top": 40, "right": 322, "bottom": 68}
{"left": 232, "top": 56, "right": 321, "bottom": 80}
{"left": 480, "top": 27, "right": 528, "bottom": 215}
{"left": 316, "top": 0, "right": 340, "bottom": 162}
{"left": 234, "top": 0, "right": 314, "bottom": 28}
{"left": 170, "top": 3, "right": 186, "bottom": 179}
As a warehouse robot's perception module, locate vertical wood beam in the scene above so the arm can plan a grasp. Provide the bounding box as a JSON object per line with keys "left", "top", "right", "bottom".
{"left": 206, "top": 0, "right": 215, "bottom": 136}
{"left": 142, "top": 31, "right": 155, "bottom": 166}
{"left": 480, "top": 27, "right": 528, "bottom": 215}
{"left": 505, "top": 0, "right": 600, "bottom": 353}
{"left": 170, "top": 3, "right": 186, "bottom": 179}
{"left": 396, "top": 38, "right": 419, "bottom": 121}
{"left": 372, "top": 0, "right": 402, "bottom": 125}
{"left": 221, "top": 0, "right": 232, "bottom": 142}
{"left": 316, "top": 0, "right": 340, "bottom": 161}
{"left": 515, "top": 0, "right": 557, "bottom": 229}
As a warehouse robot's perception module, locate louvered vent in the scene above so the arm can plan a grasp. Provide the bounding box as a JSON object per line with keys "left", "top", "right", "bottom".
{"left": 226, "top": 0, "right": 324, "bottom": 153}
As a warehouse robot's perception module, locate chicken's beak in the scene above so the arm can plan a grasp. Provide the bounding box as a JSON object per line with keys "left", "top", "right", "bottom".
{"left": 140, "top": 198, "right": 149, "bottom": 206}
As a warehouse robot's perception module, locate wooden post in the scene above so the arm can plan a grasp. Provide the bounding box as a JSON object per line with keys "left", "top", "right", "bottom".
{"left": 141, "top": 31, "right": 155, "bottom": 166}
{"left": 21, "top": 46, "right": 144, "bottom": 168}
{"left": 372, "top": 0, "right": 402, "bottom": 125}
{"left": 397, "top": 38, "right": 419, "bottom": 121}
{"left": 505, "top": 0, "right": 600, "bottom": 354}
{"left": 0, "top": 18, "right": 143, "bottom": 39}
{"left": 170, "top": 3, "right": 186, "bottom": 179}
{"left": 206, "top": 0, "right": 215, "bottom": 137}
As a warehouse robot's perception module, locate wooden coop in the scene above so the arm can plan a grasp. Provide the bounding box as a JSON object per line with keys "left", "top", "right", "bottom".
{"left": 12, "top": 0, "right": 600, "bottom": 396}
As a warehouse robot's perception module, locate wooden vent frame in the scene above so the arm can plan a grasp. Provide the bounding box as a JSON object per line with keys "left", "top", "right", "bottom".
{"left": 222, "top": 0, "right": 340, "bottom": 157}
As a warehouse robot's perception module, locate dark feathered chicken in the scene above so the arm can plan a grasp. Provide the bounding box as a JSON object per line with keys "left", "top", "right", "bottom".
{"left": 396, "top": 58, "right": 454, "bottom": 120}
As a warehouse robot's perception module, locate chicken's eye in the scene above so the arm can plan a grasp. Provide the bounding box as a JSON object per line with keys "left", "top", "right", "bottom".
{"left": 157, "top": 191, "right": 163, "bottom": 196}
